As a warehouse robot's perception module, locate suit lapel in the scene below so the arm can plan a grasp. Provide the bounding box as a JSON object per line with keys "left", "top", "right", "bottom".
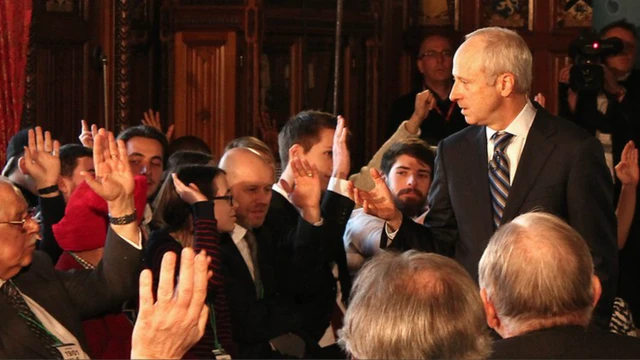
{"left": 501, "top": 110, "right": 557, "bottom": 223}
{"left": 0, "top": 293, "right": 53, "bottom": 358}
{"left": 466, "top": 127, "right": 495, "bottom": 242}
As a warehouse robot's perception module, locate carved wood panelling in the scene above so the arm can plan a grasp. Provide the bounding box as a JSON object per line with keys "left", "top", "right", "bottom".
{"left": 115, "top": 0, "right": 132, "bottom": 132}
{"left": 173, "top": 31, "right": 238, "bottom": 157}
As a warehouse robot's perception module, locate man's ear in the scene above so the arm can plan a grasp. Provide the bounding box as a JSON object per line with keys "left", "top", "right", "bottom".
{"left": 591, "top": 275, "right": 602, "bottom": 308}
{"left": 481, "top": 288, "right": 501, "bottom": 331}
{"left": 288, "top": 144, "right": 303, "bottom": 162}
{"left": 497, "top": 72, "right": 516, "bottom": 97}
{"left": 416, "top": 58, "right": 426, "bottom": 75}
{"left": 17, "top": 156, "right": 27, "bottom": 175}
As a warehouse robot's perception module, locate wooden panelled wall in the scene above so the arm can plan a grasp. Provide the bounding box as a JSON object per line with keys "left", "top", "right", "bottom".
{"left": 24, "top": 0, "right": 588, "bottom": 167}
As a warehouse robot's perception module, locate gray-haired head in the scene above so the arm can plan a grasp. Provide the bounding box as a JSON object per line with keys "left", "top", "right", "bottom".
{"left": 339, "top": 250, "right": 491, "bottom": 359}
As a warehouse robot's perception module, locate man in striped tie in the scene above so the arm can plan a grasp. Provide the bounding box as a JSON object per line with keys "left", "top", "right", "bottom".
{"left": 355, "top": 27, "right": 617, "bottom": 330}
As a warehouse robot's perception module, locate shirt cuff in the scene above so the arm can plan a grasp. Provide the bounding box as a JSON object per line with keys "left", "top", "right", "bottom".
{"left": 313, "top": 218, "right": 324, "bottom": 226}
{"left": 384, "top": 222, "right": 399, "bottom": 240}
{"left": 328, "top": 177, "right": 353, "bottom": 200}
{"left": 118, "top": 229, "right": 143, "bottom": 250}
{"left": 401, "top": 120, "right": 422, "bottom": 136}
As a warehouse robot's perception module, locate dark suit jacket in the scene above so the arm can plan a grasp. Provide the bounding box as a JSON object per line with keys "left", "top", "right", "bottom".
{"left": 490, "top": 325, "right": 640, "bottom": 359}
{"left": 0, "top": 228, "right": 141, "bottom": 359}
{"left": 386, "top": 107, "right": 618, "bottom": 327}
{"left": 265, "top": 189, "right": 354, "bottom": 342}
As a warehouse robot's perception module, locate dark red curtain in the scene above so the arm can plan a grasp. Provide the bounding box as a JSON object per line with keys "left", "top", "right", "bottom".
{"left": 0, "top": 1, "right": 32, "bottom": 165}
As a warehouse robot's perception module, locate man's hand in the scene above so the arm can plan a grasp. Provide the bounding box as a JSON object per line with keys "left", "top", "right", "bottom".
{"left": 79, "top": 119, "right": 98, "bottom": 148}
{"left": 407, "top": 89, "right": 436, "bottom": 134}
{"left": 172, "top": 173, "right": 208, "bottom": 205}
{"left": 142, "top": 109, "right": 175, "bottom": 141}
{"left": 131, "top": 248, "right": 210, "bottom": 359}
{"left": 534, "top": 92, "right": 546, "bottom": 108}
{"left": 22, "top": 127, "right": 61, "bottom": 193}
{"left": 331, "top": 115, "right": 350, "bottom": 179}
{"left": 83, "top": 129, "right": 135, "bottom": 216}
{"left": 280, "top": 157, "right": 321, "bottom": 224}
{"left": 616, "top": 141, "right": 639, "bottom": 187}
{"left": 354, "top": 168, "right": 403, "bottom": 231}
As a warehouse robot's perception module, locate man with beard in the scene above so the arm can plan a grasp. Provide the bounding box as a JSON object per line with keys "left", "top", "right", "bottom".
{"left": 344, "top": 138, "right": 436, "bottom": 273}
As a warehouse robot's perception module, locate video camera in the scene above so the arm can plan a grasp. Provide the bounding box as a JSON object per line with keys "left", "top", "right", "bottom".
{"left": 569, "top": 30, "right": 623, "bottom": 93}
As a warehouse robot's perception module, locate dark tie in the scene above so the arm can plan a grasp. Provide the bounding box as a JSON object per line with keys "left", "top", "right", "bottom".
{"left": 489, "top": 132, "right": 514, "bottom": 228}
{"left": 244, "top": 231, "right": 262, "bottom": 298}
{"left": 1, "top": 281, "right": 63, "bottom": 359}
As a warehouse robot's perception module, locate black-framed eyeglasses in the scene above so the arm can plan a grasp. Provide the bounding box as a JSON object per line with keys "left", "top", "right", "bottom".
{"left": 0, "top": 207, "right": 40, "bottom": 230}
{"left": 418, "top": 50, "right": 454, "bottom": 59}
{"left": 212, "top": 195, "right": 234, "bottom": 206}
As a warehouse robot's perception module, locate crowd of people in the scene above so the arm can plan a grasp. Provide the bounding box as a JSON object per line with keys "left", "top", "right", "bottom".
{"left": 1, "top": 22, "right": 640, "bottom": 359}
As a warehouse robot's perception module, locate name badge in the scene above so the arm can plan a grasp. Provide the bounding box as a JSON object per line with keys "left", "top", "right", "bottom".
{"left": 56, "top": 343, "right": 82, "bottom": 360}
{"left": 212, "top": 348, "right": 232, "bottom": 360}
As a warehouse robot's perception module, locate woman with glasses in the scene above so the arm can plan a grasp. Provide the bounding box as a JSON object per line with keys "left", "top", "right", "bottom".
{"left": 145, "top": 164, "right": 238, "bottom": 358}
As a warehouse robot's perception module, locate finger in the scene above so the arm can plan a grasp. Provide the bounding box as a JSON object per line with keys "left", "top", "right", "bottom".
{"left": 93, "top": 134, "right": 106, "bottom": 177}
{"left": 81, "top": 119, "right": 89, "bottom": 133}
{"left": 108, "top": 132, "right": 118, "bottom": 158}
{"left": 81, "top": 171, "right": 103, "bottom": 195}
{"left": 369, "top": 167, "right": 384, "bottom": 182}
{"left": 154, "top": 111, "right": 160, "bottom": 123}
{"left": 166, "top": 124, "right": 175, "bottom": 140}
{"left": 137, "top": 269, "right": 155, "bottom": 319}
{"left": 35, "top": 126, "right": 44, "bottom": 151}
{"left": 176, "top": 248, "right": 196, "bottom": 307}
{"left": 347, "top": 180, "right": 355, "bottom": 199}
{"left": 53, "top": 140, "right": 60, "bottom": 157}
{"left": 117, "top": 139, "right": 131, "bottom": 173}
{"left": 197, "top": 305, "right": 210, "bottom": 339}
{"left": 44, "top": 131, "right": 53, "bottom": 153}
{"left": 299, "top": 158, "right": 313, "bottom": 176}
{"left": 279, "top": 178, "right": 293, "bottom": 194}
{"left": 91, "top": 124, "right": 98, "bottom": 138}
{"left": 291, "top": 157, "right": 303, "bottom": 177}
{"left": 188, "top": 183, "right": 202, "bottom": 193}
{"left": 353, "top": 188, "right": 363, "bottom": 207}
{"left": 27, "top": 128, "right": 36, "bottom": 151}
{"left": 189, "top": 250, "right": 209, "bottom": 320}
{"left": 22, "top": 147, "right": 32, "bottom": 168}
{"left": 157, "top": 251, "right": 178, "bottom": 303}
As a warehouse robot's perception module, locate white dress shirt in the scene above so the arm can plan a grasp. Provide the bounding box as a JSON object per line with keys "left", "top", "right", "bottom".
{"left": 231, "top": 224, "right": 257, "bottom": 281}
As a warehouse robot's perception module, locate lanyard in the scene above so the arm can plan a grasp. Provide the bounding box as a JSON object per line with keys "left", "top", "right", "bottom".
{"left": 432, "top": 101, "right": 456, "bottom": 122}
{"left": 207, "top": 301, "right": 224, "bottom": 351}
{"left": 10, "top": 281, "right": 63, "bottom": 346}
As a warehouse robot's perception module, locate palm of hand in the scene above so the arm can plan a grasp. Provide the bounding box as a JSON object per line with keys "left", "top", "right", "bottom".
{"left": 289, "top": 176, "right": 321, "bottom": 209}
{"left": 95, "top": 162, "right": 135, "bottom": 201}
{"left": 616, "top": 162, "right": 640, "bottom": 185}
{"left": 25, "top": 152, "right": 60, "bottom": 179}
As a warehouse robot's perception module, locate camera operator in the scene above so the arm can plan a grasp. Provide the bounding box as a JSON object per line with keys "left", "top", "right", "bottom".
{"left": 559, "top": 19, "right": 639, "bottom": 176}
{"left": 559, "top": 19, "right": 640, "bottom": 330}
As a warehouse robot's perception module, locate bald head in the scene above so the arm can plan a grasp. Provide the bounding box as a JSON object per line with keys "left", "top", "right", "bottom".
{"left": 219, "top": 147, "right": 274, "bottom": 228}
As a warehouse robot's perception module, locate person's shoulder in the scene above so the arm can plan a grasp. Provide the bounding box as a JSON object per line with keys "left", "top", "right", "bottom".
{"left": 533, "top": 108, "right": 593, "bottom": 143}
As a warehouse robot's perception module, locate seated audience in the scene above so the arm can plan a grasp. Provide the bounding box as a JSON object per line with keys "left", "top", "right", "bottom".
{"left": 57, "top": 144, "right": 94, "bottom": 201}
{"left": 0, "top": 129, "right": 142, "bottom": 358}
{"left": 344, "top": 138, "right": 435, "bottom": 273}
{"left": 131, "top": 248, "right": 210, "bottom": 359}
{"left": 338, "top": 250, "right": 491, "bottom": 359}
{"left": 145, "top": 165, "right": 237, "bottom": 358}
{"left": 479, "top": 212, "right": 640, "bottom": 359}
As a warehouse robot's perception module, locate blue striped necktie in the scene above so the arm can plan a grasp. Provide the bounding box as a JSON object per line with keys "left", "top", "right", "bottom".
{"left": 489, "top": 132, "right": 514, "bottom": 228}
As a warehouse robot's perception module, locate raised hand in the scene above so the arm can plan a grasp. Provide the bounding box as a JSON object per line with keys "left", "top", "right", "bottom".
{"left": 83, "top": 129, "right": 135, "bottom": 214}
{"left": 22, "top": 127, "right": 61, "bottom": 191}
{"left": 331, "top": 115, "right": 350, "bottom": 179}
{"left": 407, "top": 89, "right": 436, "bottom": 134}
{"left": 131, "top": 248, "right": 210, "bottom": 359}
{"left": 79, "top": 119, "right": 98, "bottom": 148}
{"left": 615, "top": 141, "right": 639, "bottom": 187}
{"left": 280, "top": 157, "right": 321, "bottom": 223}
{"left": 354, "top": 168, "right": 403, "bottom": 230}
{"left": 558, "top": 64, "right": 572, "bottom": 85}
{"left": 142, "top": 109, "right": 175, "bottom": 141}
{"left": 172, "top": 173, "right": 208, "bottom": 205}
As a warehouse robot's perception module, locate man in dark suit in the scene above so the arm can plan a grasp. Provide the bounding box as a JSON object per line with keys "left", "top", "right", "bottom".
{"left": 479, "top": 212, "right": 640, "bottom": 359}
{"left": 356, "top": 27, "right": 617, "bottom": 328}
{"left": 268, "top": 111, "right": 355, "bottom": 356}
{"left": 218, "top": 147, "right": 324, "bottom": 358}
{"left": 0, "top": 129, "right": 142, "bottom": 358}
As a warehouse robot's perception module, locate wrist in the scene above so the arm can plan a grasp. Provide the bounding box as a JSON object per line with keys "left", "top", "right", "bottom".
{"left": 37, "top": 184, "right": 59, "bottom": 198}
{"left": 406, "top": 114, "right": 423, "bottom": 134}
{"left": 301, "top": 206, "right": 321, "bottom": 224}
{"left": 107, "top": 198, "right": 136, "bottom": 218}
{"left": 386, "top": 209, "right": 403, "bottom": 232}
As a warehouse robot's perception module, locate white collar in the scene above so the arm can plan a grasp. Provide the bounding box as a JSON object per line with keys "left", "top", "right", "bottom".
{"left": 486, "top": 100, "right": 537, "bottom": 141}
{"left": 231, "top": 224, "right": 248, "bottom": 246}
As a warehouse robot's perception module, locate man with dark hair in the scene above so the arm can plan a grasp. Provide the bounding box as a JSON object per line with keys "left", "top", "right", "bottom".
{"left": 480, "top": 212, "right": 640, "bottom": 358}
{"left": 344, "top": 138, "right": 436, "bottom": 273}
{"left": 387, "top": 33, "right": 467, "bottom": 145}
{"left": 267, "top": 110, "right": 355, "bottom": 355}
{"left": 117, "top": 125, "right": 168, "bottom": 200}
{"left": 58, "top": 144, "right": 94, "bottom": 201}
{"left": 338, "top": 251, "right": 491, "bottom": 360}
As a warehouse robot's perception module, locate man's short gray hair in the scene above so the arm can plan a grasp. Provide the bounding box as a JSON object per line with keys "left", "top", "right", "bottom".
{"left": 338, "top": 251, "right": 491, "bottom": 360}
{"left": 465, "top": 27, "right": 532, "bottom": 93}
{"left": 478, "top": 212, "right": 595, "bottom": 335}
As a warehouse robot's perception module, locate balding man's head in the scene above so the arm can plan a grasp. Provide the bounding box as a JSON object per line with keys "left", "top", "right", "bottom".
{"left": 219, "top": 148, "right": 274, "bottom": 228}
{"left": 478, "top": 212, "right": 601, "bottom": 338}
